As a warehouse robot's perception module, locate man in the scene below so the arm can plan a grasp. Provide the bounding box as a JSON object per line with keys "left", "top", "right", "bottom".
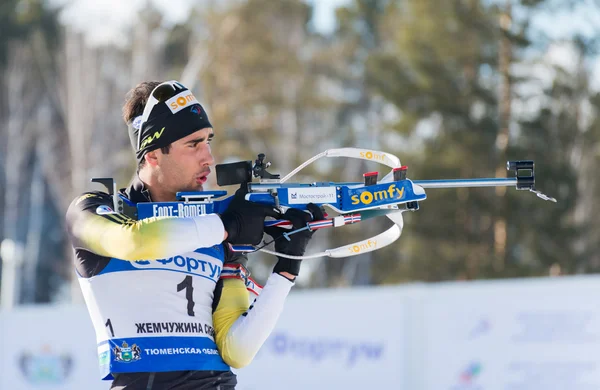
{"left": 65, "top": 80, "right": 323, "bottom": 389}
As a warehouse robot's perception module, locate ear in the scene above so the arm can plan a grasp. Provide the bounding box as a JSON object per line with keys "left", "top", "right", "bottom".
{"left": 144, "top": 150, "right": 160, "bottom": 167}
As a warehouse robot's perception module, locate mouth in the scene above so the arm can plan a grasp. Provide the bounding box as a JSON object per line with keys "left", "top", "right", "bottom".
{"left": 196, "top": 169, "right": 211, "bottom": 185}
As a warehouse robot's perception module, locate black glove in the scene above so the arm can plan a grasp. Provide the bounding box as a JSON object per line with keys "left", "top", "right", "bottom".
{"left": 220, "top": 184, "right": 282, "bottom": 245}
{"left": 265, "top": 203, "right": 325, "bottom": 277}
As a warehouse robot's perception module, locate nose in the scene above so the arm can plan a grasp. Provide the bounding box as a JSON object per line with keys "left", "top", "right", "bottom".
{"left": 200, "top": 144, "right": 215, "bottom": 167}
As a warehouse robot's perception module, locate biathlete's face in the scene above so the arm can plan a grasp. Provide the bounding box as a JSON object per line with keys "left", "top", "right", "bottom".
{"left": 153, "top": 127, "right": 215, "bottom": 193}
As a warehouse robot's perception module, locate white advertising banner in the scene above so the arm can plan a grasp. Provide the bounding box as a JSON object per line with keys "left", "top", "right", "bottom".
{"left": 235, "top": 286, "right": 416, "bottom": 390}
{"left": 419, "top": 276, "right": 600, "bottom": 390}
{"left": 0, "top": 305, "right": 106, "bottom": 390}
{"left": 2, "top": 276, "right": 600, "bottom": 390}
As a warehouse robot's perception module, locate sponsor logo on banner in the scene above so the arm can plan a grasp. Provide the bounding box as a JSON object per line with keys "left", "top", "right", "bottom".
{"left": 259, "top": 332, "right": 384, "bottom": 367}
{"left": 18, "top": 345, "right": 73, "bottom": 384}
{"left": 451, "top": 362, "right": 483, "bottom": 390}
{"left": 114, "top": 341, "right": 141, "bottom": 363}
{"left": 468, "top": 318, "right": 491, "bottom": 340}
{"left": 166, "top": 91, "right": 200, "bottom": 114}
{"left": 288, "top": 188, "right": 337, "bottom": 204}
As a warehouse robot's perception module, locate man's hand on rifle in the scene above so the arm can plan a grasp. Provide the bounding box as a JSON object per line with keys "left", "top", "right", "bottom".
{"left": 265, "top": 203, "right": 325, "bottom": 281}
{"left": 220, "top": 184, "right": 282, "bottom": 246}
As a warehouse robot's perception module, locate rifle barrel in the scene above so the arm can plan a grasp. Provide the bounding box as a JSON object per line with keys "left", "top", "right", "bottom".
{"left": 413, "top": 178, "right": 518, "bottom": 189}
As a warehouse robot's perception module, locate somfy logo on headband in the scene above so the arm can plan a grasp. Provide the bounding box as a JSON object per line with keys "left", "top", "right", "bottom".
{"left": 166, "top": 91, "right": 200, "bottom": 114}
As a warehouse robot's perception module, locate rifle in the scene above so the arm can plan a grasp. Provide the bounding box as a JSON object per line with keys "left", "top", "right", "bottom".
{"left": 93, "top": 148, "right": 555, "bottom": 260}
